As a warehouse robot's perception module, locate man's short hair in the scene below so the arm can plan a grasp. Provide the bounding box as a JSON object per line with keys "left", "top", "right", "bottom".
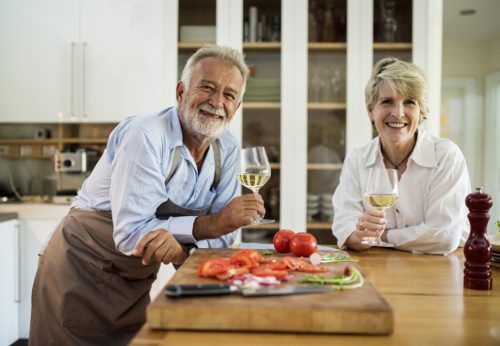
{"left": 180, "top": 45, "right": 250, "bottom": 101}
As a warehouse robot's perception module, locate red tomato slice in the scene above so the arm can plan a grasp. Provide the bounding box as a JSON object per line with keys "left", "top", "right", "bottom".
{"left": 215, "top": 266, "right": 249, "bottom": 280}
{"left": 282, "top": 256, "right": 307, "bottom": 271}
{"left": 265, "top": 262, "right": 289, "bottom": 271}
{"left": 234, "top": 249, "right": 266, "bottom": 263}
{"left": 197, "top": 258, "right": 230, "bottom": 278}
{"left": 296, "top": 263, "right": 329, "bottom": 273}
{"left": 251, "top": 266, "right": 289, "bottom": 280}
{"left": 229, "top": 252, "right": 259, "bottom": 268}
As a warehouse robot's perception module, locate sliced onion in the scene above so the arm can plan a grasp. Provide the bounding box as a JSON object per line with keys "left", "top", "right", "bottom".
{"left": 309, "top": 252, "right": 322, "bottom": 266}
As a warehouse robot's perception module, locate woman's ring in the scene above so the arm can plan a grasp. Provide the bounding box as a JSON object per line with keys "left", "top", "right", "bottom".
{"left": 358, "top": 222, "right": 366, "bottom": 231}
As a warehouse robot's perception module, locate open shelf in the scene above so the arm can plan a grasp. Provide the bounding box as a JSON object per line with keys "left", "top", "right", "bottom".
{"left": 373, "top": 42, "right": 412, "bottom": 51}
{"left": 308, "top": 42, "right": 347, "bottom": 51}
{"left": 243, "top": 102, "right": 281, "bottom": 109}
{"left": 243, "top": 42, "right": 281, "bottom": 50}
{"left": 308, "top": 102, "right": 346, "bottom": 110}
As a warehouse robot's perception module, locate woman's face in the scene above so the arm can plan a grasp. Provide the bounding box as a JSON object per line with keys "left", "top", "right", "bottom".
{"left": 369, "top": 81, "right": 423, "bottom": 149}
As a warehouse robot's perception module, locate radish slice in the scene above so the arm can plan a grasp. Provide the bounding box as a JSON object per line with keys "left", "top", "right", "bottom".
{"left": 309, "top": 252, "right": 322, "bottom": 266}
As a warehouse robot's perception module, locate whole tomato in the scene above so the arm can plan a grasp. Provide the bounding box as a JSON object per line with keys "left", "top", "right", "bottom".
{"left": 273, "top": 229, "right": 296, "bottom": 253}
{"left": 290, "top": 232, "right": 318, "bottom": 257}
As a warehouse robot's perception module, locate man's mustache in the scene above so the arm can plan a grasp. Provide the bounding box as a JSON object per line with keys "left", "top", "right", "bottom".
{"left": 199, "top": 104, "right": 226, "bottom": 118}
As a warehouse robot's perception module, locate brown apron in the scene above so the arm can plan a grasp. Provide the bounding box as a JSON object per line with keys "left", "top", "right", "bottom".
{"left": 29, "top": 141, "right": 221, "bottom": 346}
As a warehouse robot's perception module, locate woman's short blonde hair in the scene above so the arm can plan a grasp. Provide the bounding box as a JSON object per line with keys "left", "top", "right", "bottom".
{"left": 365, "top": 57, "right": 429, "bottom": 119}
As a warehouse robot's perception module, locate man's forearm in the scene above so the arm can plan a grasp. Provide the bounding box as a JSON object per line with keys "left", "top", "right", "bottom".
{"left": 193, "top": 213, "right": 232, "bottom": 240}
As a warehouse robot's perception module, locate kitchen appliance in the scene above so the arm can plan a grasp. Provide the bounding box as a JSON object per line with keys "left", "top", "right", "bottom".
{"left": 54, "top": 150, "right": 87, "bottom": 173}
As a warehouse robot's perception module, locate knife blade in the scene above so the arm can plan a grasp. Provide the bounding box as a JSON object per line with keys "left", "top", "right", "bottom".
{"left": 164, "top": 283, "right": 331, "bottom": 297}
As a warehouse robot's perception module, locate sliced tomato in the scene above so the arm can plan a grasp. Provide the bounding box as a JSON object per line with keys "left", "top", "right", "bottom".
{"left": 197, "top": 258, "right": 230, "bottom": 278}
{"left": 251, "top": 266, "right": 289, "bottom": 280}
{"left": 296, "top": 263, "right": 329, "bottom": 273}
{"left": 229, "top": 252, "right": 259, "bottom": 268}
{"left": 265, "top": 262, "right": 289, "bottom": 271}
{"left": 215, "top": 266, "right": 249, "bottom": 280}
{"left": 282, "top": 256, "right": 306, "bottom": 271}
{"left": 234, "top": 249, "right": 266, "bottom": 263}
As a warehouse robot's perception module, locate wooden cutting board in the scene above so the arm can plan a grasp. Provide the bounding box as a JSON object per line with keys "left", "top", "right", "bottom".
{"left": 147, "top": 249, "right": 393, "bottom": 334}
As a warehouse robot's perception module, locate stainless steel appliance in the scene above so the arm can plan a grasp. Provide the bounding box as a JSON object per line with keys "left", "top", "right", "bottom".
{"left": 54, "top": 150, "right": 87, "bottom": 173}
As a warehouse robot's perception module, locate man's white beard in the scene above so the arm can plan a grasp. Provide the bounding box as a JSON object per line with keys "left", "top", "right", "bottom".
{"left": 180, "top": 98, "right": 228, "bottom": 143}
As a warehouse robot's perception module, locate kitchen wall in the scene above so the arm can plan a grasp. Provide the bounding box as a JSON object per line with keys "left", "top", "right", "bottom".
{"left": 442, "top": 36, "right": 500, "bottom": 218}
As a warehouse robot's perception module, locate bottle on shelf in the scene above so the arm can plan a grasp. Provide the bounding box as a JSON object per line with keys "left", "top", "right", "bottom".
{"left": 322, "top": 0, "right": 335, "bottom": 42}
{"left": 308, "top": 1, "right": 319, "bottom": 42}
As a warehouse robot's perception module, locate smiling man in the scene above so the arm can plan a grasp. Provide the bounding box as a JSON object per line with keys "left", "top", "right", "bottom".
{"left": 29, "top": 45, "right": 265, "bottom": 346}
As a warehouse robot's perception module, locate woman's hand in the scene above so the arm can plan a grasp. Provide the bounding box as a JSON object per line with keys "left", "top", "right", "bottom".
{"left": 345, "top": 209, "right": 387, "bottom": 251}
{"left": 133, "top": 229, "right": 187, "bottom": 266}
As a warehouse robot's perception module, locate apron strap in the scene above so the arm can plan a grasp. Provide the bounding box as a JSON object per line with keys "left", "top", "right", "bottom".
{"left": 165, "top": 139, "right": 222, "bottom": 189}
{"left": 212, "top": 139, "right": 222, "bottom": 189}
{"left": 166, "top": 146, "right": 182, "bottom": 185}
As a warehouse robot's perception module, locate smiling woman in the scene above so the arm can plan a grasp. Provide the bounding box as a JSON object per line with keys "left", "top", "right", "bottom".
{"left": 332, "top": 57, "right": 471, "bottom": 255}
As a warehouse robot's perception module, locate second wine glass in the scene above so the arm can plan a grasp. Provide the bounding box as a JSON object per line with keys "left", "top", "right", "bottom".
{"left": 361, "top": 167, "right": 398, "bottom": 247}
{"left": 237, "top": 146, "right": 275, "bottom": 225}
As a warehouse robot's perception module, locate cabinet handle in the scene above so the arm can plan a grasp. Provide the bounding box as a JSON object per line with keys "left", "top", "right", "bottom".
{"left": 14, "top": 223, "right": 20, "bottom": 303}
{"left": 82, "top": 42, "right": 87, "bottom": 120}
{"left": 70, "top": 42, "right": 77, "bottom": 120}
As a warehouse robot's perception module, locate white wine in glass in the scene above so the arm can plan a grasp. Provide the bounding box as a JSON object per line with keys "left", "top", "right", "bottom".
{"left": 361, "top": 168, "right": 398, "bottom": 247}
{"left": 238, "top": 146, "right": 275, "bottom": 225}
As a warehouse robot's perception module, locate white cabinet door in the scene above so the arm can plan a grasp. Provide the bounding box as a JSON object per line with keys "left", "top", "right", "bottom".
{"left": 0, "top": 0, "right": 78, "bottom": 122}
{"left": 0, "top": 219, "right": 20, "bottom": 345}
{"left": 18, "top": 219, "right": 60, "bottom": 338}
{"left": 0, "top": 0, "right": 168, "bottom": 123}
{"left": 80, "top": 0, "right": 168, "bottom": 122}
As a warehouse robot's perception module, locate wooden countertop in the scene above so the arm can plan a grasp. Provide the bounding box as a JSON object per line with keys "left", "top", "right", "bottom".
{"left": 130, "top": 247, "right": 500, "bottom": 346}
{"left": 0, "top": 212, "right": 17, "bottom": 222}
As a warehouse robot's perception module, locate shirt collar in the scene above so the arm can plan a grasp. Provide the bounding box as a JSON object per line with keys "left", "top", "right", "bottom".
{"left": 363, "top": 128, "right": 437, "bottom": 169}
{"left": 410, "top": 128, "right": 438, "bottom": 168}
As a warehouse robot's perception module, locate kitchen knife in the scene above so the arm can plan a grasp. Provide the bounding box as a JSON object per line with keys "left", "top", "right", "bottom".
{"left": 164, "top": 283, "right": 332, "bottom": 297}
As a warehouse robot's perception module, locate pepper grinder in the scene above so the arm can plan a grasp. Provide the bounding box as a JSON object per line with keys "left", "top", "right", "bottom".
{"left": 464, "top": 187, "right": 493, "bottom": 290}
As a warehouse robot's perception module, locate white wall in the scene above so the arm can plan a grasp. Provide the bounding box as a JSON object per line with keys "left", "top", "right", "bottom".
{"left": 442, "top": 37, "right": 500, "bottom": 224}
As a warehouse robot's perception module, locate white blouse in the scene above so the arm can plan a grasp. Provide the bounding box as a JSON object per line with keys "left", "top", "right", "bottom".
{"left": 332, "top": 128, "right": 471, "bottom": 255}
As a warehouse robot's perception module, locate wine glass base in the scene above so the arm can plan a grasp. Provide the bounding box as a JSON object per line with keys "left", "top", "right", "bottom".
{"left": 252, "top": 218, "right": 275, "bottom": 225}
{"left": 361, "top": 237, "right": 394, "bottom": 248}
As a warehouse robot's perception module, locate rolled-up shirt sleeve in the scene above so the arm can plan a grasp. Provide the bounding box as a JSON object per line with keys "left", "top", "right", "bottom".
{"left": 332, "top": 152, "right": 364, "bottom": 249}
{"left": 110, "top": 126, "right": 178, "bottom": 255}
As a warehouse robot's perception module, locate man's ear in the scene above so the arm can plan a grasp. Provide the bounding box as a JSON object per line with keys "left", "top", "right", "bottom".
{"left": 235, "top": 99, "right": 242, "bottom": 112}
{"left": 176, "top": 81, "right": 185, "bottom": 104}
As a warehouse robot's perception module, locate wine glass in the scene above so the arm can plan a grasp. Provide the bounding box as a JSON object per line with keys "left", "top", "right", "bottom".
{"left": 237, "top": 146, "right": 275, "bottom": 225}
{"left": 361, "top": 168, "right": 398, "bottom": 247}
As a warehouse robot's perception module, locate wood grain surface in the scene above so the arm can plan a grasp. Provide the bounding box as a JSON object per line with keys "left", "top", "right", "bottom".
{"left": 147, "top": 249, "right": 393, "bottom": 334}
{"left": 132, "top": 248, "right": 500, "bottom": 346}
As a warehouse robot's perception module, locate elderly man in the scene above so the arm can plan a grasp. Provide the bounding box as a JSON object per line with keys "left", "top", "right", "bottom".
{"left": 29, "top": 45, "right": 264, "bottom": 345}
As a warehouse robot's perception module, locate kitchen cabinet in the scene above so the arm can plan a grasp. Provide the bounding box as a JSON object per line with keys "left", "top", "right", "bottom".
{"left": 0, "top": 0, "right": 171, "bottom": 123}
{"left": 0, "top": 219, "right": 20, "bottom": 345}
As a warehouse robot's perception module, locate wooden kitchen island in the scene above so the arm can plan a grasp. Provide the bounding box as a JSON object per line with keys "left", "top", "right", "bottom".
{"left": 130, "top": 247, "right": 500, "bottom": 346}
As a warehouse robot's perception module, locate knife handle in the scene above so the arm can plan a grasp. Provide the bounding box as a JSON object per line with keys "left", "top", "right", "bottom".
{"left": 165, "top": 284, "right": 234, "bottom": 297}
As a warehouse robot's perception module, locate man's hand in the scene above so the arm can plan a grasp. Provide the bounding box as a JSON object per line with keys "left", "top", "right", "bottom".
{"left": 133, "top": 229, "right": 187, "bottom": 266}
{"left": 193, "top": 194, "right": 265, "bottom": 240}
